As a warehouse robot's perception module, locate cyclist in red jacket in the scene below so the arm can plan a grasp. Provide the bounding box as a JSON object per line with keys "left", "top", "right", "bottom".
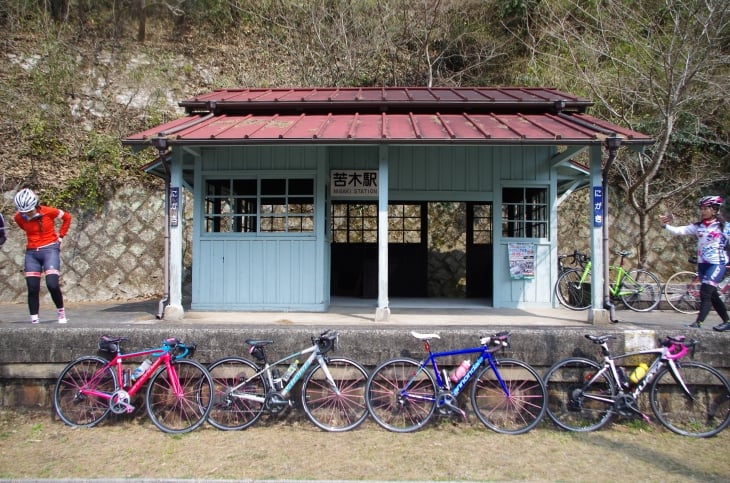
{"left": 13, "top": 188, "right": 72, "bottom": 324}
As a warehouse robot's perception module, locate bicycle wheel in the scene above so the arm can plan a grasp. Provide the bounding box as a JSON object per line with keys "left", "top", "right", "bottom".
{"left": 53, "top": 356, "right": 116, "bottom": 428}
{"left": 206, "top": 356, "right": 266, "bottom": 431}
{"left": 544, "top": 357, "right": 616, "bottom": 432}
{"left": 664, "top": 271, "right": 700, "bottom": 314}
{"left": 365, "top": 358, "right": 437, "bottom": 433}
{"left": 301, "top": 357, "right": 369, "bottom": 432}
{"left": 146, "top": 359, "right": 213, "bottom": 434}
{"left": 555, "top": 269, "right": 591, "bottom": 310}
{"left": 650, "top": 361, "right": 730, "bottom": 437}
{"left": 469, "top": 358, "right": 546, "bottom": 434}
{"left": 619, "top": 269, "right": 661, "bottom": 312}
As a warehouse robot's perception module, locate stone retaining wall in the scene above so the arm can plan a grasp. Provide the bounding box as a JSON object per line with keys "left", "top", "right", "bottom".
{"left": 1, "top": 326, "right": 729, "bottom": 409}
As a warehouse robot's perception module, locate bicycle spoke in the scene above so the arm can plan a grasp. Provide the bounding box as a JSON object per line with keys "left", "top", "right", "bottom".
{"left": 664, "top": 271, "right": 700, "bottom": 314}
{"left": 366, "top": 359, "right": 436, "bottom": 433}
{"left": 650, "top": 362, "right": 730, "bottom": 437}
{"left": 555, "top": 269, "right": 591, "bottom": 310}
{"left": 301, "top": 358, "right": 368, "bottom": 432}
{"left": 619, "top": 269, "right": 661, "bottom": 312}
{"left": 544, "top": 358, "right": 615, "bottom": 432}
{"left": 207, "top": 357, "right": 266, "bottom": 431}
{"left": 470, "top": 359, "right": 546, "bottom": 434}
{"left": 53, "top": 356, "right": 115, "bottom": 428}
{"left": 146, "top": 359, "right": 213, "bottom": 434}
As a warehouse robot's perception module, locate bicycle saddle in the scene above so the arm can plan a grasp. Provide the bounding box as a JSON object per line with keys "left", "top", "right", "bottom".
{"left": 585, "top": 334, "right": 617, "bottom": 344}
{"left": 410, "top": 331, "right": 440, "bottom": 340}
{"left": 245, "top": 339, "right": 274, "bottom": 347}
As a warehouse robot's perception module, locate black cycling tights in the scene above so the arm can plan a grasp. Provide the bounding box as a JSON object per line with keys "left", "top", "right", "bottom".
{"left": 697, "top": 283, "right": 730, "bottom": 323}
{"left": 26, "top": 274, "right": 64, "bottom": 315}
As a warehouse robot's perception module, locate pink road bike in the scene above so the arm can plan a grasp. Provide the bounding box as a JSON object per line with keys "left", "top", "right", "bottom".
{"left": 53, "top": 336, "right": 213, "bottom": 434}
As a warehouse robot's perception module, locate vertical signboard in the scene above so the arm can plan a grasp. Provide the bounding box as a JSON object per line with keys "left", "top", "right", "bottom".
{"left": 170, "top": 187, "right": 179, "bottom": 227}
{"left": 593, "top": 186, "right": 603, "bottom": 227}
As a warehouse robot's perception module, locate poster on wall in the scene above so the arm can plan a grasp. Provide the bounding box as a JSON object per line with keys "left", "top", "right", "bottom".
{"left": 508, "top": 243, "right": 535, "bottom": 280}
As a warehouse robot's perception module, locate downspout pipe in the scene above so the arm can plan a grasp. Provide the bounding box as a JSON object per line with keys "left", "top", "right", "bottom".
{"left": 603, "top": 134, "right": 622, "bottom": 322}
{"left": 151, "top": 136, "right": 170, "bottom": 320}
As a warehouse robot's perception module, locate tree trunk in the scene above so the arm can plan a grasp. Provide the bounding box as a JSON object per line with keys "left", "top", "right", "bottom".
{"left": 136, "top": 0, "right": 146, "bottom": 43}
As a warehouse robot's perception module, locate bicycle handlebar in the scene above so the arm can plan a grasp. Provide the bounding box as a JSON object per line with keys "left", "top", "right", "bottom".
{"left": 313, "top": 330, "right": 339, "bottom": 354}
{"left": 480, "top": 331, "right": 511, "bottom": 350}
{"left": 660, "top": 335, "right": 695, "bottom": 360}
{"left": 584, "top": 333, "right": 695, "bottom": 360}
{"left": 97, "top": 335, "right": 195, "bottom": 359}
{"left": 559, "top": 250, "right": 590, "bottom": 267}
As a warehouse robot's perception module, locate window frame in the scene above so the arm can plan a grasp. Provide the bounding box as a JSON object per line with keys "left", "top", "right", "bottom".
{"left": 202, "top": 176, "right": 316, "bottom": 237}
{"left": 501, "top": 186, "right": 549, "bottom": 240}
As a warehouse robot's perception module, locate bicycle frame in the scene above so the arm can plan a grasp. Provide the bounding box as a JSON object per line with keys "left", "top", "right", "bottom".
{"left": 401, "top": 341, "right": 507, "bottom": 405}
{"left": 229, "top": 342, "right": 338, "bottom": 405}
{"left": 574, "top": 259, "right": 638, "bottom": 298}
{"left": 580, "top": 340, "right": 691, "bottom": 410}
{"left": 83, "top": 343, "right": 186, "bottom": 413}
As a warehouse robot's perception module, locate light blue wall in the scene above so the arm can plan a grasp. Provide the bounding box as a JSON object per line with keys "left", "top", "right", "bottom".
{"left": 190, "top": 143, "right": 560, "bottom": 310}
{"left": 191, "top": 146, "right": 328, "bottom": 310}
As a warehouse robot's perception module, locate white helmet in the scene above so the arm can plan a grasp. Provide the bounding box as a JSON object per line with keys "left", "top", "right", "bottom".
{"left": 14, "top": 188, "right": 38, "bottom": 213}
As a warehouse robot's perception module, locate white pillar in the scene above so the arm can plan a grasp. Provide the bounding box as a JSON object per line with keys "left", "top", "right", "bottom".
{"left": 376, "top": 146, "right": 390, "bottom": 321}
{"left": 588, "top": 144, "right": 608, "bottom": 324}
{"left": 165, "top": 156, "right": 185, "bottom": 320}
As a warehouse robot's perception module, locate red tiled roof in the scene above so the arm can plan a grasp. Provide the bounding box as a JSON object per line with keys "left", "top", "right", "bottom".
{"left": 123, "top": 87, "right": 652, "bottom": 146}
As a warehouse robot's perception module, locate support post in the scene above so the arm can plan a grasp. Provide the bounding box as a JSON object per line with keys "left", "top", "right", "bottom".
{"left": 165, "top": 156, "right": 185, "bottom": 320}
{"left": 588, "top": 144, "right": 609, "bottom": 324}
{"left": 376, "top": 146, "right": 390, "bottom": 322}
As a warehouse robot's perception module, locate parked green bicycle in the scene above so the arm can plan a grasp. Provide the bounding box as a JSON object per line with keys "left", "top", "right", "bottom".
{"left": 555, "top": 250, "right": 661, "bottom": 312}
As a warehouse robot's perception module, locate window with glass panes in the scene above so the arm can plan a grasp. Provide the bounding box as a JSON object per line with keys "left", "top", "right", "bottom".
{"left": 330, "top": 202, "right": 423, "bottom": 243}
{"left": 501, "top": 187, "right": 548, "bottom": 238}
{"left": 204, "top": 178, "right": 314, "bottom": 234}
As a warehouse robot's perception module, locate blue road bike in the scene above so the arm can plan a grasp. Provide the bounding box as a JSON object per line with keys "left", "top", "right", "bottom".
{"left": 365, "top": 331, "right": 547, "bottom": 434}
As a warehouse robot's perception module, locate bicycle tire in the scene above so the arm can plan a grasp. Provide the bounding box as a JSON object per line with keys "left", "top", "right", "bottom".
{"left": 145, "top": 358, "right": 213, "bottom": 434}
{"left": 649, "top": 361, "right": 730, "bottom": 437}
{"left": 206, "top": 356, "right": 266, "bottom": 431}
{"left": 53, "top": 355, "right": 116, "bottom": 428}
{"left": 300, "top": 357, "right": 369, "bottom": 432}
{"left": 469, "top": 358, "right": 547, "bottom": 434}
{"left": 618, "top": 269, "right": 661, "bottom": 312}
{"left": 365, "top": 357, "right": 437, "bottom": 433}
{"left": 555, "top": 268, "right": 591, "bottom": 310}
{"left": 544, "top": 357, "right": 616, "bottom": 432}
{"left": 664, "top": 271, "right": 700, "bottom": 314}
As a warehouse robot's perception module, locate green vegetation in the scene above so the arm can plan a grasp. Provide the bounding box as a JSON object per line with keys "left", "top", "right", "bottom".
{"left": 0, "top": 0, "right": 727, "bottom": 228}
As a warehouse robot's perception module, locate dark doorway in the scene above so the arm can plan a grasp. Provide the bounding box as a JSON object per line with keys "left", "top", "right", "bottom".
{"left": 330, "top": 201, "right": 492, "bottom": 300}
{"left": 466, "top": 202, "right": 493, "bottom": 298}
{"left": 330, "top": 202, "right": 427, "bottom": 297}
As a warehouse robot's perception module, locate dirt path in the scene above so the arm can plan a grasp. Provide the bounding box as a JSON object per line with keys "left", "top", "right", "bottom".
{"left": 0, "top": 409, "right": 728, "bottom": 482}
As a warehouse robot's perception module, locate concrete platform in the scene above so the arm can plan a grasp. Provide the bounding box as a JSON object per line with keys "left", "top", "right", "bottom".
{"left": 0, "top": 297, "right": 708, "bottom": 330}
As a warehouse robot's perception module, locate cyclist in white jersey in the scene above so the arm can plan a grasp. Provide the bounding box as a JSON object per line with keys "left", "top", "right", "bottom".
{"left": 660, "top": 196, "right": 730, "bottom": 331}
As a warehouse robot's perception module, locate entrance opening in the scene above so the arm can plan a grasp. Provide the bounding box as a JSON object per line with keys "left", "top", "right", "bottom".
{"left": 330, "top": 201, "right": 492, "bottom": 301}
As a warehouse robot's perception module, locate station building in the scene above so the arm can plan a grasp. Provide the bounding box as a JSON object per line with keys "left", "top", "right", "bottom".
{"left": 123, "top": 87, "right": 652, "bottom": 322}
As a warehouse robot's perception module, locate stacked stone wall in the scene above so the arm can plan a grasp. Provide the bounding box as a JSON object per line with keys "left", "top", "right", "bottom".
{"left": 557, "top": 190, "right": 699, "bottom": 281}
{"left": 0, "top": 186, "right": 701, "bottom": 307}
{"left": 0, "top": 186, "right": 182, "bottom": 305}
